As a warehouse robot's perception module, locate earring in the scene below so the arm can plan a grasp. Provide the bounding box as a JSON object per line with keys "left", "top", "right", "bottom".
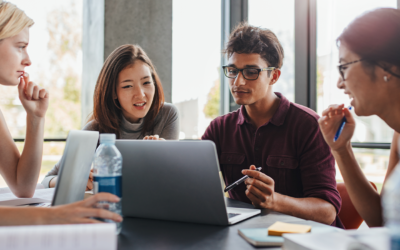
{"left": 384, "top": 76, "right": 388, "bottom": 82}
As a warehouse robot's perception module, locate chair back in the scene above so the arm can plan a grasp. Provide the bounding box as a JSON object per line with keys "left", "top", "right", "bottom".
{"left": 336, "top": 181, "right": 377, "bottom": 229}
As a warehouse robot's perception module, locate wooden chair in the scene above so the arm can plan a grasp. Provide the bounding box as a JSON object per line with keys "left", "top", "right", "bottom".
{"left": 336, "top": 181, "right": 377, "bottom": 229}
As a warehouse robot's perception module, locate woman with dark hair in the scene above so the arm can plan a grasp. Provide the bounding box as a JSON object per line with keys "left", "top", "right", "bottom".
{"left": 43, "top": 44, "right": 179, "bottom": 189}
{"left": 318, "top": 8, "right": 400, "bottom": 227}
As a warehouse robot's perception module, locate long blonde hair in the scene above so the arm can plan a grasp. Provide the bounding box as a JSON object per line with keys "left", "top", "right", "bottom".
{"left": 0, "top": 1, "right": 34, "bottom": 41}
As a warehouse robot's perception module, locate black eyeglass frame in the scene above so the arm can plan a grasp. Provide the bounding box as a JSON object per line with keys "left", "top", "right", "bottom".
{"left": 337, "top": 59, "right": 364, "bottom": 81}
{"left": 222, "top": 66, "right": 276, "bottom": 80}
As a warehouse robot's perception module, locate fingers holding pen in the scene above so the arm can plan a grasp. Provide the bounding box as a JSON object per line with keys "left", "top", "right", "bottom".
{"left": 321, "top": 104, "right": 345, "bottom": 118}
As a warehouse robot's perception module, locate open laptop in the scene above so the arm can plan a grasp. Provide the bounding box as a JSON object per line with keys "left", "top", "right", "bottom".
{"left": 50, "top": 130, "right": 99, "bottom": 206}
{"left": 115, "top": 140, "right": 260, "bottom": 225}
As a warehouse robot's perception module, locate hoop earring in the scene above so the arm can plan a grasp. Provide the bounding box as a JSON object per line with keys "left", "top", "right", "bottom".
{"left": 384, "top": 76, "right": 388, "bottom": 82}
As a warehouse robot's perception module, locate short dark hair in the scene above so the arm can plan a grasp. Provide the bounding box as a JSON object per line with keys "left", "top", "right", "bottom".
{"left": 224, "top": 22, "right": 284, "bottom": 69}
{"left": 337, "top": 8, "right": 400, "bottom": 79}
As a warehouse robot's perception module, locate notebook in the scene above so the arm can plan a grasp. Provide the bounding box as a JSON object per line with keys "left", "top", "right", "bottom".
{"left": 283, "top": 227, "right": 389, "bottom": 250}
{"left": 239, "top": 223, "right": 341, "bottom": 247}
{"left": 239, "top": 228, "right": 284, "bottom": 247}
{"left": 0, "top": 223, "right": 117, "bottom": 250}
{"left": 0, "top": 185, "right": 54, "bottom": 206}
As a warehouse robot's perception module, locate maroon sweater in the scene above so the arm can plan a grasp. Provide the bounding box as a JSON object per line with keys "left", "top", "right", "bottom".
{"left": 202, "top": 93, "right": 344, "bottom": 228}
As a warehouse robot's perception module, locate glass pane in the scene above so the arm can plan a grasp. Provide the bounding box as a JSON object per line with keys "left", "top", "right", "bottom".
{"left": 316, "top": 0, "right": 397, "bottom": 143}
{"left": 248, "top": 0, "right": 295, "bottom": 102}
{"left": 0, "top": 0, "right": 83, "bottom": 139}
{"left": 336, "top": 148, "right": 390, "bottom": 193}
{"left": 172, "top": 0, "right": 221, "bottom": 139}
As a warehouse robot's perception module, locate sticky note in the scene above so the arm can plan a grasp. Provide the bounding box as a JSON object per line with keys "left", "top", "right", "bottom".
{"left": 267, "top": 221, "right": 311, "bottom": 236}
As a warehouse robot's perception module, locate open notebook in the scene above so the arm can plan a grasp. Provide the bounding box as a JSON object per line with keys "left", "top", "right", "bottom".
{"left": 0, "top": 184, "right": 54, "bottom": 206}
{"left": 0, "top": 223, "right": 117, "bottom": 250}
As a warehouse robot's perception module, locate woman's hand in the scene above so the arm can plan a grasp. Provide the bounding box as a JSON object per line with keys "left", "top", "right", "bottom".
{"left": 318, "top": 104, "right": 355, "bottom": 152}
{"left": 86, "top": 169, "right": 94, "bottom": 191}
{"left": 46, "top": 193, "right": 122, "bottom": 224}
{"left": 143, "top": 134, "right": 165, "bottom": 140}
{"left": 18, "top": 72, "right": 49, "bottom": 118}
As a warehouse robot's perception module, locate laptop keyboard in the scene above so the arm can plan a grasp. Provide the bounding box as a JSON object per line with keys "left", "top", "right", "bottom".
{"left": 228, "top": 213, "right": 240, "bottom": 218}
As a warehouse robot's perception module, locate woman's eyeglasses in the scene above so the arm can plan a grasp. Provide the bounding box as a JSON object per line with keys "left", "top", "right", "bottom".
{"left": 337, "top": 59, "right": 364, "bottom": 81}
{"left": 222, "top": 66, "right": 276, "bottom": 80}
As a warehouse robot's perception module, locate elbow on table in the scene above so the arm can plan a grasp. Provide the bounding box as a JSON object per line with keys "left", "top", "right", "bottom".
{"left": 322, "top": 204, "right": 337, "bottom": 225}
{"left": 10, "top": 186, "right": 35, "bottom": 198}
{"left": 14, "top": 190, "right": 35, "bottom": 198}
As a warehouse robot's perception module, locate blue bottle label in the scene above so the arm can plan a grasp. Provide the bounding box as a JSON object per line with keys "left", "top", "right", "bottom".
{"left": 93, "top": 175, "right": 122, "bottom": 198}
{"left": 391, "top": 236, "right": 400, "bottom": 250}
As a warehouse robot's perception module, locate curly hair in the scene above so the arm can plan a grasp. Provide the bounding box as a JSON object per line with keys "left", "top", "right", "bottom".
{"left": 224, "top": 22, "right": 284, "bottom": 69}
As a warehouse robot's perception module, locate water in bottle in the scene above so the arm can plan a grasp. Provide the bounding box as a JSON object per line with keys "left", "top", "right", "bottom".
{"left": 92, "top": 133, "right": 122, "bottom": 234}
{"left": 382, "top": 139, "right": 400, "bottom": 250}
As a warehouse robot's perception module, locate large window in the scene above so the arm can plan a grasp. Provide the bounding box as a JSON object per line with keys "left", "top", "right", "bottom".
{"left": 0, "top": 0, "right": 82, "bottom": 187}
{"left": 248, "top": 0, "right": 295, "bottom": 102}
{"left": 172, "top": 0, "right": 221, "bottom": 139}
{"left": 316, "top": 0, "right": 397, "bottom": 190}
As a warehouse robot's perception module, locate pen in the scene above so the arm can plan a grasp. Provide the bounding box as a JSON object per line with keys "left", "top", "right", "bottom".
{"left": 333, "top": 106, "right": 352, "bottom": 142}
{"left": 224, "top": 167, "right": 262, "bottom": 193}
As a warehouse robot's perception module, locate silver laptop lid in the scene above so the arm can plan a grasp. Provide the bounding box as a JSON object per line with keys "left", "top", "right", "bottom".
{"left": 52, "top": 130, "right": 99, "bottom": 206}
{"left": 116, "top": 140, "right": 230, "bottom": 225}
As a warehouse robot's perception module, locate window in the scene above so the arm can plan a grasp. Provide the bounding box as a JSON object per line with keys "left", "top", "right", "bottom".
{"left": 248, "top": 0, "right": 295, "bottom": 102}
{"left": 0, "top": 0, "right": 82, "bottom": 187}
{"left": 172, "top": 0, "right": 221, "bottom": 139}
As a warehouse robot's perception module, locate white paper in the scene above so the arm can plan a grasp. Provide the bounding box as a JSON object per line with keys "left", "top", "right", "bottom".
{"left": 0, "top": 184, "right": 44, "bottom": 195}
{"left": 0, "top": 224, "right": 117, "bottom": 250}
{"left": 0, "top": 188, "right": 54, "bottom": 206}
{"left": 283, "top": 227, "right": 389, "bottom": 250}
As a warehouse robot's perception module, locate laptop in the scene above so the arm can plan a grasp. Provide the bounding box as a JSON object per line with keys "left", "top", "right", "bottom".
{"left": 51, "top": 130, "right": 99, "bottom": 206}
{"left": 115, "top": 140, "right": 261, "bottom": 225}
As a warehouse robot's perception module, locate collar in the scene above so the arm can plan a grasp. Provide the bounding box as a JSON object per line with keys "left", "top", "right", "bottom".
{"left": 237, "top": 92, "right": 290, "bottom": 127}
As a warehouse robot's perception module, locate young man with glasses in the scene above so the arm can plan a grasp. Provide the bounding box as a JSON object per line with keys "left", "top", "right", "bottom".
{"left": 202, "top": 23, "right": 343, "bottom": 228}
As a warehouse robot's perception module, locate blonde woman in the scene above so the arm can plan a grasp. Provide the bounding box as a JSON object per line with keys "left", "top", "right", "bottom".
{"left": 0, "top": 1, "right": 122, "bottom": 225}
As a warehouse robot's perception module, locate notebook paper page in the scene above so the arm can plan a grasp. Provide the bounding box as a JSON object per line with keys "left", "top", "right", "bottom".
{"left": 0, "top": 188, "right": 54, "bottom": 206}
{"left": 0, "top": 224, "right": 117, "bottom": 250}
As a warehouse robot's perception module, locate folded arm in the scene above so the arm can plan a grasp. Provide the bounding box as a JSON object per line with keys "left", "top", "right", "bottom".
{"left": 0, "top": 75, "right": 49, "bottom": 197}
{"left": 318, "top": 105, "right": 382, "bottom": 227}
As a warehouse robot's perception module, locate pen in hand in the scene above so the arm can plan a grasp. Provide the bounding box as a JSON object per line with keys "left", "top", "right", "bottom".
{"left": 333, "top": 106, "right": 352, "bottom": 142}
{"left": 224, "top": 167, "right": 262, "bottom": 193}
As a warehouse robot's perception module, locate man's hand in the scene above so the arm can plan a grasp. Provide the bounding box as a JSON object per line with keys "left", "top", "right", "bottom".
{"left": 18, "top": 72, "right": 49, "bottom": 118}
{"left": 243, "top": 165, "right": 276, "bottom": 209}
{"left": 143, "top": 134, "right": 165, "bottom": 140}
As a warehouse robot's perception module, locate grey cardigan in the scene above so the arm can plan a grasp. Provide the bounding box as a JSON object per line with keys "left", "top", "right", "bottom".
{"left": 41, "top": 103, "right": 180, "bottom": 188}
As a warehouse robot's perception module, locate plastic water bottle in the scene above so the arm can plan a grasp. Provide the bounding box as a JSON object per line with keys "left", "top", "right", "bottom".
{"left": 92, "top": 134, "right": 122, "bottom": 234}
{"left": 382, "top": 139, "right": 400, "bottom": 250}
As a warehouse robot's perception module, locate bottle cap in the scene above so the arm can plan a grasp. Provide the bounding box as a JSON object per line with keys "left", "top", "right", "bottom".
{"left": 100, "top": 133, "right": 116, "bottom": 144}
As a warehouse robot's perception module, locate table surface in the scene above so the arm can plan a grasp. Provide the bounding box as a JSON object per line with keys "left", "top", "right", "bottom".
{"left": 117, "top": 198, "right": 334, "bottom": 250}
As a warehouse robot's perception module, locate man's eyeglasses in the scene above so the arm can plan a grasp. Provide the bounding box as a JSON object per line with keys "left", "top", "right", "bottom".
{"left": 222, "top": 66, "right": 276, "bottom": 80}
{"left": 337, "top": 59, "right": 363, "bottom": 81}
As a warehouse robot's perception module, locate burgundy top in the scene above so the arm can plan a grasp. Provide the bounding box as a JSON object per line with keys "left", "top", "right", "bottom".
{"left": 202, "top": 93, "right": 343, "bottom": 228}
